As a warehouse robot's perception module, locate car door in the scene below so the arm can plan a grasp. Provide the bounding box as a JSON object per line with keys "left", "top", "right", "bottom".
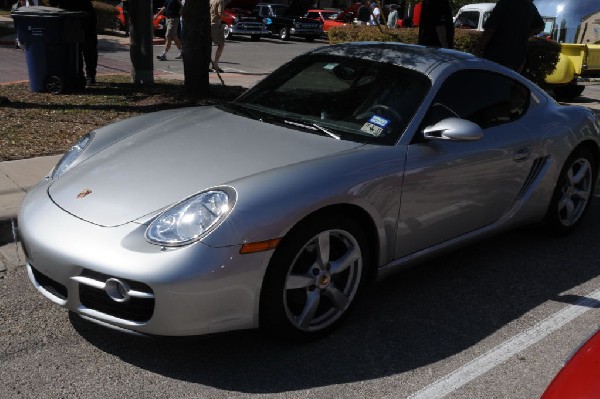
{"left": 396, "top": 69, "right": 535, "bottom": 257}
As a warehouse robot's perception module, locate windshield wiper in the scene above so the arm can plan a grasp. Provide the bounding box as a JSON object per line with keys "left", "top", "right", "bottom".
{"left": 312, "top": 123, "right": 340, "bottom": 140}
{"left": 283, "top": 119, "right": 340, "bottom": 140}
{"left": 226, "top": 103, "right": 263, "bottom": 121}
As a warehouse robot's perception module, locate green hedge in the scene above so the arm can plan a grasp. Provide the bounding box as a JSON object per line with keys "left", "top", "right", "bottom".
{"left": 327, "top": 25, "right": 560, "bottom": 87}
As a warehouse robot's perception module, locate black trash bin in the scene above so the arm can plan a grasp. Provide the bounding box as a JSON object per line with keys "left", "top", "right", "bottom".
{"left": 11, "top": 6, "right": 85, "bottom": 94}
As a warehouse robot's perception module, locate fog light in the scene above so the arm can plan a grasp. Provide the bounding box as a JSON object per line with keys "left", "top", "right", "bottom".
{"left": 105, "top": 278, "right": 130, "bottom": 303}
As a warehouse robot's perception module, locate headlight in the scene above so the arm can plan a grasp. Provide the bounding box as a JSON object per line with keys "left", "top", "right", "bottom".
{"left": 146, "top": 189, "right": 235, "bottom": 246}
{"left": 51, "top": 133, "right": 92, "bottom": 179}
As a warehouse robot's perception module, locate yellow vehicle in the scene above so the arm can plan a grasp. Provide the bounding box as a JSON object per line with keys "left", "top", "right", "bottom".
{"left": 536, "top": 0, "right": 600, "bottom": 98}
{"left": 545, "top": 43, "right": 600, "bottom": 98}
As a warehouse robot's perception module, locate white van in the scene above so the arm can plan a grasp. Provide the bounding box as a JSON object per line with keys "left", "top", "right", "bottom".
{"left": 453, "top": 3, "right": 495, "bottom": 31}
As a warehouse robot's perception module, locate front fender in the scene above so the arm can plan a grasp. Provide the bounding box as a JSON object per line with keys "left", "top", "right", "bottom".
{"left": 545, "top": 52, "right": 575, "bottom": 84}
{"left": 202, "top": 145, "right": 408, "bottom": 264}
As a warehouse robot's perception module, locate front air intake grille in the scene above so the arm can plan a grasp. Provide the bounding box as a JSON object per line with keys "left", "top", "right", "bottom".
{"left": 30, "top": 265, "right": 68, "bottom": 300}
{"left": 78, "top": 269, "right": 155, "bottom": 323}
{"left": 79, "top": 285, "right": 154, "bottom": 322}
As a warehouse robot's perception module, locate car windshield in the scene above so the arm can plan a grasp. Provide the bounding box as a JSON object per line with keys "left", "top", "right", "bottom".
{"left": 322, "top": 11, "right": 339, "bottom": 19}
{"left": 230, "top": 54, "right": 431, "bottom": 145}
{"left": 270, "top": 5, "right": 288, "bottom": 16}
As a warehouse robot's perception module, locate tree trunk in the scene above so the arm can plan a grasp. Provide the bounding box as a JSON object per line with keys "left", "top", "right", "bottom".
{"left": 182, "top": 0, "right": 211, "bottom": 97}
{"left": 129, "top": 0, "right": 154, "bottom": 85}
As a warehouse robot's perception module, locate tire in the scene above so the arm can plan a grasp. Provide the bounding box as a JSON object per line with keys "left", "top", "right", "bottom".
{"left": 552, "top": 84, "right": 585, "bottom": 100}
{"left": 260, "top": 216, "right": 369, "bottom": 339}
{"left": 544, "top": 148, "right": 597, "bottom": 234}
{"left": 279, "top": 27, "right": 290, "bottom": 40}
{"left": 44, "top": 76, "right": 64, "bottom": 94}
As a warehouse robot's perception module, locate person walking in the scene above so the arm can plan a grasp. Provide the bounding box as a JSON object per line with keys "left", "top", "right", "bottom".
{"left": 474, "top": 0, "right": 544, "bottom": 73}
{"left": 370, "top": 2, "right": 381, "bottom": 26}
{"left": 156, "top": 0, "right": 182, "bottom": 61}
{"left": 210, "top": 0, "right": 225, "bottom": 72}
{"left": 418, "top": 0, "right": 454, "bottom": 49}
{"left": 50, "top": 0, "right": 98, "bottom": 84}
{"left": 387, "top": 5, "right": 399, "bottom": 29}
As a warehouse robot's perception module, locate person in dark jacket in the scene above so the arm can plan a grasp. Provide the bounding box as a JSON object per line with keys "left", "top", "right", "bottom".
{"left": 50, "top": 0, "right": 98, "bottom": 84}
{"left": 357, "top": 0, "right": 371, "bottom": 25}
{"left": 418, "top": 0, "right": 454, "bottom": 48}
{"left": 474, "top": 0, "right": 544, "bottom": 72}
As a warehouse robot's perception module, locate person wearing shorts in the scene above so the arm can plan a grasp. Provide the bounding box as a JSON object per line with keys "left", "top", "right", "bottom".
{"left": 156, "top": 0, "right": 182, "bottom": 61}
{"left": 210, "top": 0, "right": 225, "bottom": 72}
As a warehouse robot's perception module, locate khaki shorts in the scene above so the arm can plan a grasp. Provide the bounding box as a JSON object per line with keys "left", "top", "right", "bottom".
{"left": 211, "top": 24, "right": 225, "bottom": 46}
{"left": 165, "top": 17, "right": 180, "bottom": 40}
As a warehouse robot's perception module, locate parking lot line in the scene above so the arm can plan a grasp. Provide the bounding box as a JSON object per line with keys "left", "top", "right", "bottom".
{"left": 404, "top": 287, "right": 600, "bottom": 399}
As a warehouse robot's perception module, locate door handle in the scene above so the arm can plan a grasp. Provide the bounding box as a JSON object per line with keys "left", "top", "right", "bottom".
{"left": 513, "top": 146, "right": 531, "bottom": 162}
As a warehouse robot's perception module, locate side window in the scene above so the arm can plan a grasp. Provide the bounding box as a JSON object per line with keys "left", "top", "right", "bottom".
{"left": 454, "top": 11, "right": 480, "bottom": 29}
{"left": 306, "top": 12, "right": 318, "bottom": 19}
{"left": 423, "top": 70, "right": 530, "bottom": 129}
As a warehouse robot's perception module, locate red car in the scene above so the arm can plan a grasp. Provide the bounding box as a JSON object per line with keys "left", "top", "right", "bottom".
{"left": 305, "top": 8, "right": 342, "bottom": 32}
{"left": 114, "top": 1, "right": 167, "bottom": 38}
{"left": 541, "top": 328, "right": 600, "bottom": 398}
{"left": 313, "top": 2, "right": 362, "bottom": 31}
{"left": 115, "top": 1, "right": 129, "bottom": 35}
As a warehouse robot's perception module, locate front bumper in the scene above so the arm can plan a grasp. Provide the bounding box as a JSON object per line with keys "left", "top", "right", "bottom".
{"left": 230, "top": 23, "right": 269, "bottom": 36}
{"left": 290, "top": 27, "right": 322, "bottom": 37}
{"left": 19, "top": 183, "right": 273, "bottom": 336}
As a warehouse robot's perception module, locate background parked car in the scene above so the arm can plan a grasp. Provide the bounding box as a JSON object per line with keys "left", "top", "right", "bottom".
{"left": 114, "top": 1, "right": 129, "bottom": 36}
{"left": 305, "top": 8, "right": 341, "bottom": 33}
{"left": 222, "top": 0, "right": 269, "bottom": 41}
{"left": 453, "top": 2, "right": 495, "bottom": 30}
{"left": 318, "top": 1, "right": 361, "bottom": 30}
{"left": 255, "top": 0, "right": 323, "bottom": 41}
{"left": 114, "top": 0, "right": 168, "bottom": 38}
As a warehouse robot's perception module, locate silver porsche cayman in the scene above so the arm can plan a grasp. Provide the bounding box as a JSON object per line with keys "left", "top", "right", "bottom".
{"left": 19, "top": 42, "right": 600, "bottom": 338}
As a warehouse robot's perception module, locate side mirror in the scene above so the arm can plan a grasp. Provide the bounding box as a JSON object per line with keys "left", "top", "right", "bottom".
{"left": 423, "top": 117, "right": 483, "bottom": 141}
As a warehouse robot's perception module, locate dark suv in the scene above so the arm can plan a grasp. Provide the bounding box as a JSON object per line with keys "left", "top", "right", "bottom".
{"left": 254, "top": 1, "right": 323, "bottom": 41}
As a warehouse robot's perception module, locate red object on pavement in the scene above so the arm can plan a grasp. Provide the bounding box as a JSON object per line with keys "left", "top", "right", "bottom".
{"left": 541, "top": 329, "right": 600, "bottom": 399}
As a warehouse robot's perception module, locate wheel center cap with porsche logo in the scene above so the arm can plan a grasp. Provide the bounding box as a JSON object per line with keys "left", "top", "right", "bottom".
{"left": 77, "top": 189, "right": 93, "bottom": 199}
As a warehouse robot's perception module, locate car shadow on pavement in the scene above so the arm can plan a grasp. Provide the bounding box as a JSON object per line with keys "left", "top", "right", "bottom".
{"left": 70, "top": 199, "right": 600, "bottom": 394}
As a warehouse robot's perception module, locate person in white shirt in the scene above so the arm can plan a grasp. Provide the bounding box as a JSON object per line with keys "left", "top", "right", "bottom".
{"left": 370, "top": 2, "right": 381, "bottom": 25}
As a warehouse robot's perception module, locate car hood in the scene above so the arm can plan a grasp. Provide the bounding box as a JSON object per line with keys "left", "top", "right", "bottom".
{"left": 48, "top": 106, "right": 363, "bottom": 227}
{"left": 335, "top": 2, "right": 361, "bottom": 21}
{"left": 225, "top": 0, "right": 260, "bottom": 11}
{"left": 284, "top": 0, "right": 314, "bottom": 16}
